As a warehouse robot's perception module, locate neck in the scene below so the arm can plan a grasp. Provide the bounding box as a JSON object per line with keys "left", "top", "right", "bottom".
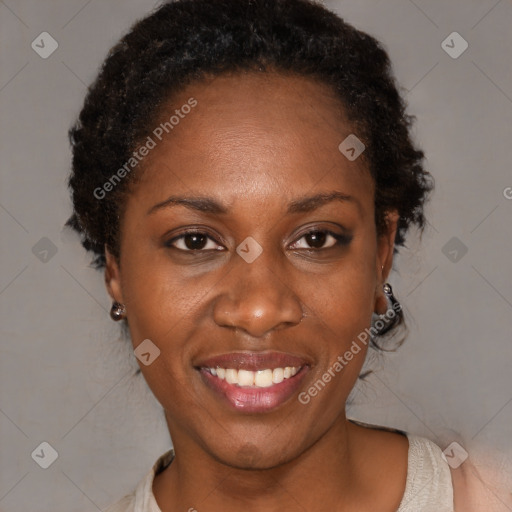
{"left": 153, "top": 414, "right": 368, "bottom": 512}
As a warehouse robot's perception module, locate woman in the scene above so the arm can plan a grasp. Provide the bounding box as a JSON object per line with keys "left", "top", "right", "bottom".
{"left": 67, "top": 0, "right": 475, "bottom": 510}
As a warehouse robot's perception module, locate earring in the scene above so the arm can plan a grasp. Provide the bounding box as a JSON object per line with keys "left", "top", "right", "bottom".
{"left": 383, "top": 283, "right": 401, "bottom": 312}
{"left": 371, "top": 282, "right": 402, "bottom": 336}
{"left": 110, "top": 301, "right": 126, "bottom": 321}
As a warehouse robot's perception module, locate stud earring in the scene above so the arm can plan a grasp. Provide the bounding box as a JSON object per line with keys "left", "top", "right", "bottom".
{"left": 110, "top": 301, "right": 126, "bottom": 321}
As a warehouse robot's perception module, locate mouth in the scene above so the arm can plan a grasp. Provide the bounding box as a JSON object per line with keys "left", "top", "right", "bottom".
{"left": 196, "top": 352, "right": 311, "bottom": 413}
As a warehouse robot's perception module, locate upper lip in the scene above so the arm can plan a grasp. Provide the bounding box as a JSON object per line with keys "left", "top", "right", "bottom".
{"left": 196, "top": 351, "right": 311, "bottom": 371}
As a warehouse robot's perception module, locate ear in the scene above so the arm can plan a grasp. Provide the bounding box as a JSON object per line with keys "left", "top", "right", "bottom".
{"left": 376, "top": 209, "right": 399, "bottom": 281}
{"left": 105, "top": 246, "right": 124, "bottom": 304}
{"left": 374, "top": 210, "right": 399, "bottom": 314}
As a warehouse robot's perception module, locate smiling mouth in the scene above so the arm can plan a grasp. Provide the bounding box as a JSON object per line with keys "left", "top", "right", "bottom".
{"left": 197, "top": 364, "right": 310, "bottom": 413}
{"left": 204, "top": 366, "right": 301, "bottom": 388}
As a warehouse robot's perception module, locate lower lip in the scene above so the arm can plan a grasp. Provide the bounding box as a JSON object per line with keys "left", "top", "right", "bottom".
{"left": 199, "top": 367, "right": 309, "bottom": 413}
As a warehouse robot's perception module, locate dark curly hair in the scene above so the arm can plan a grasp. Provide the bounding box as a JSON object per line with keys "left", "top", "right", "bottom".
{"left": 67, "top": 0, "right": 433, "bottom": 349}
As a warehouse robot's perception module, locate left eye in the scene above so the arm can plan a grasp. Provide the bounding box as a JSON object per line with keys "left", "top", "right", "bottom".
{"left": 289, "top": 230, "right": 349, "bottom": 250}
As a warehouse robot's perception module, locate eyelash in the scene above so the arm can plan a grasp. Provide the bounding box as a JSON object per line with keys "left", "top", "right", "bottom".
{"left": 165, "top": 228, "right": 352, "bottom": 253}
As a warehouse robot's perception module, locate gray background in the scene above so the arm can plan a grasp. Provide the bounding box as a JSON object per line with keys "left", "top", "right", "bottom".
{"left": 1, "top": 0, "right": 511, "bottom": 510}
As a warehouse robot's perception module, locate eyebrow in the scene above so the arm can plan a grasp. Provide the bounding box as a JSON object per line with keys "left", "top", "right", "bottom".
{"left": 147, "top": 191, "right": 360, "bottom": 216}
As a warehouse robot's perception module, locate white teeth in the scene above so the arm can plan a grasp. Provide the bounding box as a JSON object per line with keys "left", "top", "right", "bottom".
{"left": 225, "top": 368, "right": 238, "bottom": 384}
{"left": 238, "top": 369, "right": 255, "bottom": 387}
{"left": 272, "top": 367, "right": 284, "bottom": 384}
{"left": 254, "top": 369, "right": 273, "bottom": 387}
{"left": 207, "top": 366, "right": 301, "bottom": 388}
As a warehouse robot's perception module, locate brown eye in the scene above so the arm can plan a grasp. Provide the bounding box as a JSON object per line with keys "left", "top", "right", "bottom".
{"left": 165, "top": 231, "right": 223, "bottom": 252}
{"left": 290, "top": 229, "right": 352, "bottom": 250}
{"left": 305, "top": 231, "right": 327, "bottom": 249}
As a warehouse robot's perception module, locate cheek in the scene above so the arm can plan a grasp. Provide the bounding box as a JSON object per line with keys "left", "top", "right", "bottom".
{"left": 305, "top": 246, "right": 376, "bottom": 342}
{"left": 119, "top": 253, "right": 218, "bottom": 393}
{"left": 301, "top": 242, "right": 377, "bottom": 393}
{"left": 120, "top": 253, "right": 200, "bottom": 341}
{"left": 120, "top": 263, "right": 204, "bottom": 410}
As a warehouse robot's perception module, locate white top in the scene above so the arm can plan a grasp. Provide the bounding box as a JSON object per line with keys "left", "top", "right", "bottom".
{"left": 105, "top": 433, "right": 454, "bottom": 512}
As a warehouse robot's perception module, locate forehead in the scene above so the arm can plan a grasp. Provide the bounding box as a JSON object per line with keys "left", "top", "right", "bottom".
{"left": 133, "top": 71, "right": 374, "bottom": 212}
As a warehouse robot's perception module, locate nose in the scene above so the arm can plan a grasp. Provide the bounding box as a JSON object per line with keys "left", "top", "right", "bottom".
{"left": 212, "top": 251, "right": 304, "bottom": 338}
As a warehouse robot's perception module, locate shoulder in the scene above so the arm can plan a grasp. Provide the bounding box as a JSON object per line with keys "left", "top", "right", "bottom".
{"left": 397, "top": 434, "right": 454, "bottom": 512}
{"left": 348, "top": 420, "right": 454, "bottom": 511}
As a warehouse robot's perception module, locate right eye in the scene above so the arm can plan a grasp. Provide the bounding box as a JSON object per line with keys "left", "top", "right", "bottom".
{"left": 165, "top": 230, "right": 224, "bottom": 252}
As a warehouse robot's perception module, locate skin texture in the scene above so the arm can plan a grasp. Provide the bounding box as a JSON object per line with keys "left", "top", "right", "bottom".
{"left": 105, "top": 71, "right": 409, "bottom": 511}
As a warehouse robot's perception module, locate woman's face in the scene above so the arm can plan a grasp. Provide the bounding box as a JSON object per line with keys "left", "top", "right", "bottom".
{"left": 106, "top": 71, "right": 398, "bottom": 469}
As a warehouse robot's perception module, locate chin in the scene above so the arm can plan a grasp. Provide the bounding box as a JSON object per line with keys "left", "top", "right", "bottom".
{"left": 209, "top": 439, "right": 302, "bottom": 471}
